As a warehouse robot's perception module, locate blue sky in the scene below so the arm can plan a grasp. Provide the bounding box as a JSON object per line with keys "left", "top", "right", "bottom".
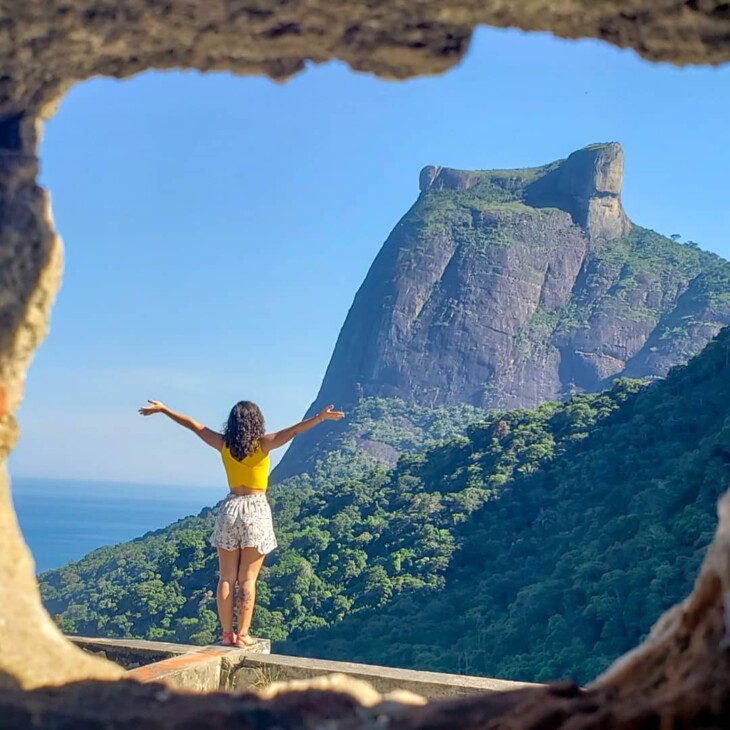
{"left": 9, "top": 26, "right": 730, "bottom": 488}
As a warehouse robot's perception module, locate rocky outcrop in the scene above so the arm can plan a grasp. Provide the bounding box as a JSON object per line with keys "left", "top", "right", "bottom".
{"left": 420, "top": 166, "right": 481, "bottom": 192}
{"left": 0, "top": 1, "right": 728, "bottom": 121}
{"left": 274, "top": 143, "right": 730, "bottom": 480}
{"left": 526, "top": 143, "right": 631, "bottom": 241}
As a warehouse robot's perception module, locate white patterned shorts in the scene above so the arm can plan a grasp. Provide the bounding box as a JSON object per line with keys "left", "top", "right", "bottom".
{"left": 210, "top": 493, "right": 278, "bottom": 554}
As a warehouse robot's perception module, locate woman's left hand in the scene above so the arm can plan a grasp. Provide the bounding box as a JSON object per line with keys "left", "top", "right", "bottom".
{"left": 139, "top": 399, "right": 167, "bottom": 416}
{"left": 317, "top": 404, "right": 345, "bottom": 421}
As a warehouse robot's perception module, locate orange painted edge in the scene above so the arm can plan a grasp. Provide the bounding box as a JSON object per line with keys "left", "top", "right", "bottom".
{"left": 127, "top": 647, "right": 228, "bottom": 683}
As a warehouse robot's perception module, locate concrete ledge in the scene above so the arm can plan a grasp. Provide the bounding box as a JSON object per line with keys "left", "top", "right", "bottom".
{"left": 126, "top": 648, "right": 226, "bottom": 692}
{"left": 69, "top": 637, "right": 538, "bottom": 698}
{"left": 70, "top": 636, "right": 271, "bottom": 691}
{"left": 70, "top": 636, "right": 206, "bottom": 668}
{"left": 124, "top": 644, "right": 272, "bottom": 693}
{"left": 229, "top": 653, "right": 539, "bottom": 699}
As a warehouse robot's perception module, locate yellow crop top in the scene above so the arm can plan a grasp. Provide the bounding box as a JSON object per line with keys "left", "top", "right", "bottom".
{"left": 221, "top": 443, "right": 270, "bottom": 491}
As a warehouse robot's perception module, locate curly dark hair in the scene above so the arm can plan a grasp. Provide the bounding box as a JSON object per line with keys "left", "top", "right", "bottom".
{"left": 223, "top": 401, "right": 265, "bottom": 461}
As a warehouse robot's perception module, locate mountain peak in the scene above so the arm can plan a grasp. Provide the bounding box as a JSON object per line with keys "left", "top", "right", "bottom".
{"left": 273, "top": 144, "right": 730, "bottom": 482}
{"left": 419, "top": 142, "right": 628, "bottom": 240}
{"left": 529, "top": 141, "right": 628, "bottom": 241}
{"left": 559, "top": 141, "right": 624, "bottom": 197}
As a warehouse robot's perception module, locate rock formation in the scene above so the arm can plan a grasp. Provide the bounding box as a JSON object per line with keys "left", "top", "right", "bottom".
{"left": 275, "top": 143, "right": 730, "bottom": 479}
{"left": 1, "top": 1, "right": 730, "bottom": 728}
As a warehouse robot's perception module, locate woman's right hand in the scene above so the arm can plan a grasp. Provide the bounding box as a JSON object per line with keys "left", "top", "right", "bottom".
{"left": 139, "top": 399, "right": 167, "bottom": 416}
{"left": 316, "top": 404, "right": 345, "bottom": 422}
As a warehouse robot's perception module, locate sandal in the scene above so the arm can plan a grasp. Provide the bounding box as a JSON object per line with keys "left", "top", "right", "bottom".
{"left": 221, "top": 630, "right": 237, "bottom": 646}
{"left": 234, "top": 632, "right": 258, "bottom": 648}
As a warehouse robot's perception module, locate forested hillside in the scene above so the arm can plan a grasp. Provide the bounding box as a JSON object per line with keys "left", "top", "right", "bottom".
{"left": 285, "top": 329, "right": 730, "bottom": 682}
{"left": 40, "top": 329, "right": 730, "bottom": 683}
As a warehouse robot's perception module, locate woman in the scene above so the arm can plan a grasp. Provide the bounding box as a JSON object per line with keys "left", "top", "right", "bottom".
{"left": 139, "top": 398, "right": 344, "bottom": 647}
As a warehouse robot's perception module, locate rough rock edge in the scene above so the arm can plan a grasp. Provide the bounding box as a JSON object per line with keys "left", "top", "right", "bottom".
{"left": 0, "top": 0, "right": 730, "bottom": 116}
{"left": 0, "top": 0, "right": 728, "bottom": 726}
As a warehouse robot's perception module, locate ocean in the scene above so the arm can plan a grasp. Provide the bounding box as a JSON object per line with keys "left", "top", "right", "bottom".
{"left": 10, "top": 477, "right": 219, "bottom": 574}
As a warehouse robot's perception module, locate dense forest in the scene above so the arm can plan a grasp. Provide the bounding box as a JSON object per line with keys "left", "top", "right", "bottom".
{"left": 285, "top": 329, "right": 730, "bottom": 681}
{"left": 40, "top": 328, "right": 730, "bottom": 683}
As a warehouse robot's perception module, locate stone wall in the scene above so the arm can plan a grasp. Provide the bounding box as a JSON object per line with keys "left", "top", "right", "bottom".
{"left": 1, "top": 1, "right": 730, "bottom": 728}
{"left": 71, "top": 636, "right": 269, "bottom": 671}
{"left": 72, "top": 636, "right": 535, "bottom": 698}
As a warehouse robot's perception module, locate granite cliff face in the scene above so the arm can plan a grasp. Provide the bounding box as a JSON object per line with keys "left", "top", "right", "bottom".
{"left": 275, "top": 143, "right": 730, "bottom": 479}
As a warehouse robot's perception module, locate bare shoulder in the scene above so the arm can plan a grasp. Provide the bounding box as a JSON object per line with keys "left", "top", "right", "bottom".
{"left": 259, "top": 433, "right": 276, "bottom": 454}
{"left": 200, "top": 427, "right": 225, "bottom": 452}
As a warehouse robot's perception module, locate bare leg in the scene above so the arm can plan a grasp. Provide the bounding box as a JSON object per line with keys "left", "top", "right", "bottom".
{"left": 216, "top": 547, "right": 241, "bottom": 640}
{"left": 236, "top": 547, "right": 265, "bottom": 645}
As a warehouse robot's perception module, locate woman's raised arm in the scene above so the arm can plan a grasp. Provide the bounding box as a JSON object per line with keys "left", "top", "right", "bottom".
{"left": 138, "top": 399, "right": 224, "bottom": 451}
{"left": 259, "top": 404, "right": 344, "bottom": 454}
